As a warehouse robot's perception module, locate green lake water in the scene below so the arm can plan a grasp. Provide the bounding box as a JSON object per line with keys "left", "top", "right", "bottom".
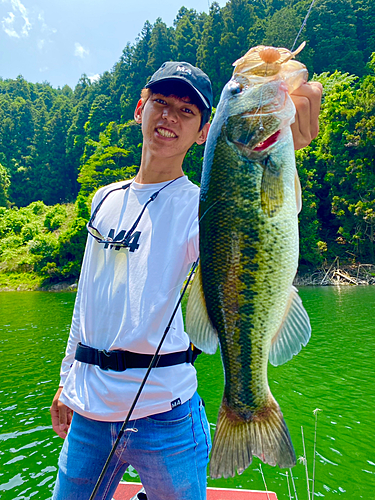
{"left": 0, "top": 286, "right": 374, "bottom": 499}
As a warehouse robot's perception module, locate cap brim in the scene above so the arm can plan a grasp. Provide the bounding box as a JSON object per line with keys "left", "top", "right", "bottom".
{"left": 145, "top": 76, "right": 210, "bottom": 110}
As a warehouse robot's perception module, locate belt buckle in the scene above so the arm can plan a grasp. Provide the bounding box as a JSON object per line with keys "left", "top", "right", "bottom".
{"left": 98, "top": 349, "right": 112, "bottom": 370}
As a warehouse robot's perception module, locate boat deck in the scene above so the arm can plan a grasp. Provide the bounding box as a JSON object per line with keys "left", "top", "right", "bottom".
{"left": 114, "top": 481, "right": 278, "bottom": 500}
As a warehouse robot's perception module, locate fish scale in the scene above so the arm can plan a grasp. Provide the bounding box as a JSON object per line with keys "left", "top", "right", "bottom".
{"left": 186, "top": 44, "right": 312, "bottom": 479}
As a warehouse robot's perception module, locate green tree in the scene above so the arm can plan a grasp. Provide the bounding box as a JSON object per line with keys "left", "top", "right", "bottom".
{"left": 220, "top": 0, "right": 258, "bottom": 82}
{"left": 84, "top": 94, "right": 113, "bottom": 140}
{"left": 354, "top": 0, "right": 375, "bottom": 67}
{"left": 78, "top": 121, "right": 140, "bottom": 198}
{"left": 0, "top": 163, "right": 10, "bottom": 207}
{"left": 120, "top": 21, "right": 153, "bottom": 121}
{"left": 306, "top": 0, "right": 364, "bottom": 76}
{"left": 196, "top": 2, "right": 225, "bottom": 103}
{"left": 173, "top": 8, "right": 203, "bottom": 64}
{"left": 298, "top": 68, "right": 375, "bottom": 263}
{"left": 147, "top": 18, "right": 174, "bottom": 72}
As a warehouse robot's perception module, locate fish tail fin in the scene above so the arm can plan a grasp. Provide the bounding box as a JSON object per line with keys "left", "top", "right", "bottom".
{"left": 209, "top": 395, "right": 296, "bottom": 479}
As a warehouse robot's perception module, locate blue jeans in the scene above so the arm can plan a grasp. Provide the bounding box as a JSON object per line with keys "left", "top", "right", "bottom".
{"left": 52, "top": 392, "right": 211, "bottom": 500}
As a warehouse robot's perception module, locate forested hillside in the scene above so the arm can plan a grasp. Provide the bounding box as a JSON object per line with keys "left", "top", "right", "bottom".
{"left": 0, "top": 0, "right": 374, "bottom": 289}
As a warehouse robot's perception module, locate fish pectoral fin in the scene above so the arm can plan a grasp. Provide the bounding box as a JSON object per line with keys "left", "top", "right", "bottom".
{"left": 269, "top": 285, "right": 311, "bottom": 366}
{"left": 185, "top": 264, "right": 219, "bottom": 355}
{"left": 261, "top": 156, "right": 284, "bottom": 217}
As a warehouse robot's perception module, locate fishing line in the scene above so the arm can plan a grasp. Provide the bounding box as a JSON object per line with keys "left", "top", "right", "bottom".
{"left": 88, "top": 257, "right": 200, "bottom": 500}
{"left": 291, "top": 0, "right": 317, "bottom": 52}
{"left": 199, "top": 198, "right": 222, "bottom": 222}
{"left": 101, "top": 422, "right": 139, "bottom": 499}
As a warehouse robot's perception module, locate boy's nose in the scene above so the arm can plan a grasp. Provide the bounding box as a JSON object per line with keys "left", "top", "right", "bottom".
{"left": 162, "top": 107, "right": 177, "bottom": 122}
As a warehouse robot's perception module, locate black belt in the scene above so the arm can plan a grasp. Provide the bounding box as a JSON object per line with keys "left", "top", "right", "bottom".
{"left": 75, "top": 342, "right": 201, "bottom": 372}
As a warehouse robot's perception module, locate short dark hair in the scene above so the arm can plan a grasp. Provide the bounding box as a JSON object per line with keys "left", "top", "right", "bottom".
{"left": 141, "top": 81, "right": 211, "bottom": 130}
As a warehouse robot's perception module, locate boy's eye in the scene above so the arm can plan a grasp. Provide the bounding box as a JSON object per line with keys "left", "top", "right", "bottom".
{"left": 182, "top": 107, "right": 194, "bottom": 114}
{"left": 154, "top": 98, "right": 166, "bottom": 105}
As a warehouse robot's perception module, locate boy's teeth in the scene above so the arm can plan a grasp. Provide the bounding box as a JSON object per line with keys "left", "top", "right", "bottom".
{"left": 157, "top": 128, "right": 176, "bottom": 138}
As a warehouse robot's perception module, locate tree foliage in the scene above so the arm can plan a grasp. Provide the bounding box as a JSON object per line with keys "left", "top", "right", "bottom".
{"left": 1, "top": 0, "right": 375, "bottom": 286}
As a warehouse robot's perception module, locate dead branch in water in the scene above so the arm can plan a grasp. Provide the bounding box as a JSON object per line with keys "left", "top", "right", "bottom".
{"left": 294, "top": 262, "right": 375, "bottom": 286}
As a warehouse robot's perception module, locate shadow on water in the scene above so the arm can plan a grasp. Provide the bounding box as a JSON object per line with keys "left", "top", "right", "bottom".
{"left": 1, "top": 287, "right": 375, "bottom": 499}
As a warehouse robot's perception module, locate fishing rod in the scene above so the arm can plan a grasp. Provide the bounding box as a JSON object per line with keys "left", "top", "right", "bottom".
{"left": 291, "top": 0, "right": 317, "bottom": 52}
{"left": 89, "top": 257, "right": 200, "bottom": 500}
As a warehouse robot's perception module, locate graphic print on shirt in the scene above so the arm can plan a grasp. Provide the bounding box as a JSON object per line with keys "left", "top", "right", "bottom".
{"left": 104, "top": 228, "right": 141, "bottom": 252}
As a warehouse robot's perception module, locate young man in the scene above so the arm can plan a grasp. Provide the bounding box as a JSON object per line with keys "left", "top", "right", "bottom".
{"left": 50, "top": 61, "right": 322, "bottom": 500}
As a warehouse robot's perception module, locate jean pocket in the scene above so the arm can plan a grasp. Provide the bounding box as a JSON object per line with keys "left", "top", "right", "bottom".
{"left": 146, "top": 411, "right": 192, "bottom": 425}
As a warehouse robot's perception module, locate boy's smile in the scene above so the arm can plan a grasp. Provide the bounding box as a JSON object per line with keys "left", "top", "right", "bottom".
{"left": 156, "top": 127, "right": 177, "bottom": 139}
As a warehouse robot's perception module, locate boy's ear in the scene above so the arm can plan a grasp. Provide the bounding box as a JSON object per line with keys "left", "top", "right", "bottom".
{"left": 134, "top": 99, "right": 143, "bottom": 123}
{"left": 196, "top": 122, "right": 210, "bottom": 146}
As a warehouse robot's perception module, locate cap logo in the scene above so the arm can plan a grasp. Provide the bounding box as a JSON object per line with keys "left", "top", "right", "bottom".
{"left": 177, "top": 65, "right": 192, "bottom": 75}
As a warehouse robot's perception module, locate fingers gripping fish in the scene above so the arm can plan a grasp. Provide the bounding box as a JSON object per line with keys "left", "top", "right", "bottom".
{"left": 186, "top": 43, "right": 311, "bottom": 479}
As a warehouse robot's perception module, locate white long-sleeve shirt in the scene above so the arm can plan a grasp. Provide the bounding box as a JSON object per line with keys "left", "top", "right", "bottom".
{"left": 59, "top": 176, "right": 200, "bottom": 421}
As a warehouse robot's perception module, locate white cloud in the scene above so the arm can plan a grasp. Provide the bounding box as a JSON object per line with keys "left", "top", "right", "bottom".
{"left": 74, "top": 42, "right": 89, "bottom": 59}
{"left": 37, "top": 38, "right": 44, "bottom": 50}
{"left": 13, "top": 0, "right": 31, "bottom": 36}
{"left": 88, "top": 74, "right": 100, "bottom": 83}
{"left": 2, "top": 11, "right": 18, "bottom": 37}
{"left": 1, "top": 0, "right": 31, "bottom": 38}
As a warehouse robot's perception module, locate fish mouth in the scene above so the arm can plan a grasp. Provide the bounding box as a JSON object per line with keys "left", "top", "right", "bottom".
{"left": 253, "top": 130, "right": 281, "bottom": 151}
{"left": 233, "top": 129, "right": 281, "bottom": 154}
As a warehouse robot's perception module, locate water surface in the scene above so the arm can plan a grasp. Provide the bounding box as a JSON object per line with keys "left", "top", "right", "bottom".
{"left": 0, "top": 287, "right": 374, "bottom": 499}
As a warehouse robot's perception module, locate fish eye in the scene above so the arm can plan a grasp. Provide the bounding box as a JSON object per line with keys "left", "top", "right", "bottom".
{"left": 228, "top": 81, "right": 242, "bottom": 95}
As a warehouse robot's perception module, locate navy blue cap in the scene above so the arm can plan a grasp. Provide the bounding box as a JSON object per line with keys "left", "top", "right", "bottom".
{"left": 145, "top": 61, "right": 213, "bottom": 113}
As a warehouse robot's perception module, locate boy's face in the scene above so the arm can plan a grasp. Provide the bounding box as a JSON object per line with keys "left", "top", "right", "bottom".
{"left": 134, "top": 91, "right": 210, "bottom": 162}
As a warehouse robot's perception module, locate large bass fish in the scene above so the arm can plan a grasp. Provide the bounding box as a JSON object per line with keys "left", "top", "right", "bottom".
{"left": 186, "top": 43, "right": 311, "bottom": 479}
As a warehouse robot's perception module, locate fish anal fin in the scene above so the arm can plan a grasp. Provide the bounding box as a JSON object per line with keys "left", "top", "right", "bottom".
{"left": 269, "top": 285, "right": 311, "bottom": 367}
{"left": 209, "top": 395, "right": 296, "bottom": 479}
{"left": 185, "top": 264, "right": 218, "bottom": 354}
{"left": 261, "top": 156, "right": 284, "bottom": 217}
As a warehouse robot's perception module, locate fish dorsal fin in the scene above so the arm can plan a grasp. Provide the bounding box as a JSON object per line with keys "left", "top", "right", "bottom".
{"left": 269, "top": 286, "right": 311, "bottom": 366}
{"left": 185, "top": 264, "right": 219, "bottom": 354}
{"left": 261, "top": 156, "right": 284, "bottom": 217}
{"left": 295, "top": 170, "right": 302, "bottom": 214}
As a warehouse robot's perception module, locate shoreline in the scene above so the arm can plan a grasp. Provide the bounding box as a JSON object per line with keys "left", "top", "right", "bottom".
{"left": 1, "top": 263, "right": 374, "bottom": 292}
{"left": 0, "top": 280, "right": 78, "bottom": 292}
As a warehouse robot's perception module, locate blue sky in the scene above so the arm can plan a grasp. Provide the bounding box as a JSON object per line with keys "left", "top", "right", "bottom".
{"left": 0, "top": 0, "right": 227, "bottom": 89}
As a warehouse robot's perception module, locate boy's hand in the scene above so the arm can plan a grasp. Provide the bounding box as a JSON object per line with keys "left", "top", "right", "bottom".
{"left": 291, "top": 81, "right": 323, "bottom": 150}
{"left": 50, "top": 387, "right": 73, "bottom": 439}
